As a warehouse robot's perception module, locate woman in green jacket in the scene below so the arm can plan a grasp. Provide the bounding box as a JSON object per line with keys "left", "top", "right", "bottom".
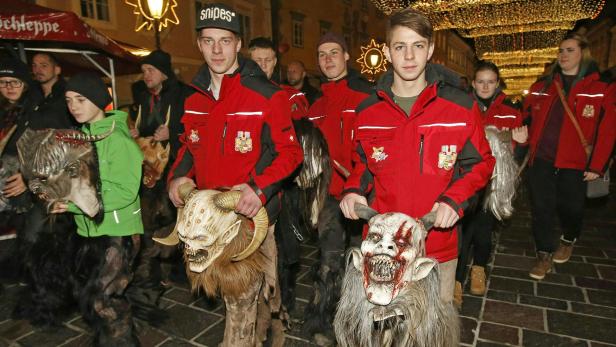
{"left": 53, "top": 73, "right": 143, "bottom": 347}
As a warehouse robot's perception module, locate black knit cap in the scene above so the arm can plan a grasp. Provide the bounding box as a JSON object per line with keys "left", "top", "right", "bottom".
{"left": 0, "top": 57, "right": 31, "bottom": 83}
{"left": 141, "top": 50, "right": 174, "bottom": 78}
{"left": 66, "top": 73, "right": 112, "bottom": 111}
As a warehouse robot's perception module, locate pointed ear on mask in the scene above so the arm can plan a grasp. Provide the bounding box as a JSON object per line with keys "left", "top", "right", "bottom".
{"left": 349, "top": 248, "right": 363, "bottom": 272}
{"left": 411, "top": 257, "right": 437, "bottom": 281}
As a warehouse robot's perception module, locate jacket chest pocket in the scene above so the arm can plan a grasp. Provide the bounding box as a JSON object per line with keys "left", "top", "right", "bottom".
{"left": 356, "top": 126, "right": 396, "bottom": 174}
{"left": 224, "top": 112, "right": 264, "bottom": 156}
{"left": 418, "top": 124, "right": 467, "bottom": 176}
{"left": 182, "top": 114, "right": 208, "bottom": 152}
{"left": 574, "top": 94, "right": 604, "bottom": 131}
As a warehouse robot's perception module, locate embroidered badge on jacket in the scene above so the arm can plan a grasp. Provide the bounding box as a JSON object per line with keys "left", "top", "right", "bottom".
{"left": 235, "top": 131, "right": 253, "bottom": 153}
{"left": 582, "top": 104, "right": 595, "bottom": 118}
{"left": 189, "top": 129, "right": 200, "bottom": 143}
{"left": 371, "top": 147, "right": 388, "bottom": 162}
{"left": 437, "top": 145, "right": 457, "bottom": 170}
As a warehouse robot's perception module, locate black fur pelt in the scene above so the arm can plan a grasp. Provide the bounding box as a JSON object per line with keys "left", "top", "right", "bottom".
{"left": 72, "top": 235, "right": 140, "bottom": 347}
{"left": 13, "top": 205, "right": 77, "bottom": 326}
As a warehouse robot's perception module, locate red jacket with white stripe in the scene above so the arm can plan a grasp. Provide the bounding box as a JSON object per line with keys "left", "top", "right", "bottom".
{"left": 475, "top": 91, "right": 523, "bottom": 130}
{"left": 343, "top": 65, "right": 495, "bottom": 263}
{"left": 522, "top": 64, "right": 615, "bottom": 174}
{"left": 168, "top": 59, "right": 303, "bottom": 217}
{"left": 307, "top": 71, "right": 373, "bottom": 198}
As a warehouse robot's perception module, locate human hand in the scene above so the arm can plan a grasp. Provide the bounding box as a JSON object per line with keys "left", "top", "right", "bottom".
{"left": 512, "top": 126, "right": 528, "bottom": 144}
{"left": 168, "top": 177, "right": 196, "bottom": 207}
{"left": 3, "top": 173, "right": 27, "bottom": 197}
{"left": 231, "top": 183, "right": 262, "bottom": 218}
{"left": 130, "top": 127, "right": 139, "bottom": 138}
{"left": 583, "top": 171, "right": 600, "bottom": 181}
{"left": 339, "top": 193, "right": 368, "bottom": 220}
{"left": 431, "top": 202, "right": 460, "bottom": 229}
{"left": 154, "top": 125, "right": 169, "bottom": 142}
{"left": 50, "top": 201, "right": 68, "bottom": 214}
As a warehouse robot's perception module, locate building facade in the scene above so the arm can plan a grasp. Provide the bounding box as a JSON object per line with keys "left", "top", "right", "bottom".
{"left": 32, "top": 0, "right": 476, "bottom": 104}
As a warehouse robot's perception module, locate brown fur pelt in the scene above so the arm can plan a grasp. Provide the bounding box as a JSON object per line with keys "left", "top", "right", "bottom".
{"left": 334, "top": 252, "right": 460, "bottom": 347}
{"left": 186, "top": 219, "right": 267, "bottom": 299}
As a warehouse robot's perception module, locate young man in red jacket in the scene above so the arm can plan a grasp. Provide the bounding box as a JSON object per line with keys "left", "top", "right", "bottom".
{"left": 167, "top": 3, "right": 303, "bottom": 344}
{"left": 303, "top": 31, "right": 373, "bottom": 339}
{"left": 523, "top": 33, "right": 615, "bottom": 280}
{"left": 340, "top": 8, "right": 495, "bottom": 303}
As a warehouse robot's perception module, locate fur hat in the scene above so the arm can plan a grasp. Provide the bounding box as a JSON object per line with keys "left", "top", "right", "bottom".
{"left": 317, "top": 32, "right": 348, "bottom": 52}
{"left": 141, "top": 50, "right": 174, "bottom": 79}
{"left": 66, "top": 73, "right": 112, "bottom": 111}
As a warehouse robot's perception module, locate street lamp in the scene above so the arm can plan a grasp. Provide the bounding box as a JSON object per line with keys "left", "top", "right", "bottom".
{"left": 125, "top": 0, "right": 180, "bottom": 50}
{"left": 357, "top": 39, "right": 387, "bottom": 81}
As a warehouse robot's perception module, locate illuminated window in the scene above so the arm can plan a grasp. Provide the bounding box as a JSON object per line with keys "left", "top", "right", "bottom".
{"left": 80, "top": 0, "right": 109, "bottom": 21}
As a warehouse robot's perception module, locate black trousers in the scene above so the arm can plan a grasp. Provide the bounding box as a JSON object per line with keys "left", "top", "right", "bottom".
{"left": 527, "top": 158, "right": 587, "bottom": 253}
{"left": 456, "top": 207, "right": 496, "bottom": 283}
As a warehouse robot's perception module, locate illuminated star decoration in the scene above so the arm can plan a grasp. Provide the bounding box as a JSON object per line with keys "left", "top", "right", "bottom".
{"left": 125, "top": 0, "right": 180, "bottom": 32}
{"left": 357, "top": 39, "right": 388, "bottom": 76}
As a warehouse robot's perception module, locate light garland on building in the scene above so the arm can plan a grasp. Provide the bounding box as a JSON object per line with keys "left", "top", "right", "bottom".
{"left": 371, "top": 0, "right": 605, "bottom": 36}
{"left": 499, "top": 66, "right": 547, "bottom": 78}
{"left": 475, "top": 30, "right": 567, "bottom": 55}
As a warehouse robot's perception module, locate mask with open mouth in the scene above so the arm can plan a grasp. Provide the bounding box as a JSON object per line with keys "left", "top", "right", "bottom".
{"left": 358, "top": 212, "right": 435, "bottom": 306}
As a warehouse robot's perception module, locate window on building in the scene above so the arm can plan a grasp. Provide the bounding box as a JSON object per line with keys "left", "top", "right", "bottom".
{"left": 320, "top": 20, "right": 332, "bottom": 37}
{"left": 291, "top": 12, "right": 305, "bottom": 48}
{"left": 80, "top": 0, "right": 109, "bottom": 21}
{"left": 293, "top": 21, "right": 304, "bottom": 47}
{"left": 237, "top": 13, "right": 252, "bottom": 45}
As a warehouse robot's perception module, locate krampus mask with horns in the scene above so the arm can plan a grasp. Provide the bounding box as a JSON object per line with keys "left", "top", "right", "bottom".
{"left": 16, "top": 123, "right": 115, "bottom": 219}
{"left": 133, "top": 105, "right": 171, "bottom": 188}
{"left": 351, "top": 205, "right": 437, "bottom": 306}
{"left": 154, "top": 184, "right": 269, "bottom": 296}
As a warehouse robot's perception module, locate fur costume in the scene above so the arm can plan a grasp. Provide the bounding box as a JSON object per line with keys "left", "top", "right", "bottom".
{"left": 15, "top": 126, "right": 148, "bottom": 346}
{"left": 154, "top": 188, "right": 284, "bottom": 347}
{"left": 276, "top": 118, "right": 332, "bottom": 314}
{"left": 334, "top": 207, "right": 460, "bottom": 347}
{"left": 483, "top": 126, "right": 520, "bottom": 221}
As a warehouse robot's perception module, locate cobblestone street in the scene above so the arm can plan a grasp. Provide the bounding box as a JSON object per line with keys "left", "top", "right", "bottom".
{"left": 0, "top": 185, "right": 614, "bottom": 346}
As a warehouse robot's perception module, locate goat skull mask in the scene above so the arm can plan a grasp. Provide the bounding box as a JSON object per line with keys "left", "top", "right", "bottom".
{"left": 353, "top": 212, "right": 436, "bottom": 306}
{"left": 176, "top": 190, "right": 243, "bottom": 273}
{"left": 157, "top": 187, "right": 269, "bottom": 273}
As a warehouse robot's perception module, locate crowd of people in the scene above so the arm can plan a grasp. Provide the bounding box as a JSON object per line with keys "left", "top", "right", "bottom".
{"left": 0, "top": 3, "right": 614, "bottom": 346}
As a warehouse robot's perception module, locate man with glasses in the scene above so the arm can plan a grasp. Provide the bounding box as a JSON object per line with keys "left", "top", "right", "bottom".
{"left": 167, "top": 3, "right": 302, "bottom": 345}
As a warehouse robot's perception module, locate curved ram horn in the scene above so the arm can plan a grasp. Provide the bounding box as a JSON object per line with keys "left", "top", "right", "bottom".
{"left": 419, "top": 211, "right": 437, "bottom": 232}
{"left": 164, "top": 105, "right": 171, "bottom": 127}
{"left": 354, "top": 203, "right": 378, "bottom": 220}
{"left": 84, "top": 121, "right": 116, "bottom": 142}
{"left": 213, "top": 190, "right": 269, "bottom": 261}
{"left": 135, "top": 105, "right": 142, "bottom": 130}
{"left": 0, "top": 125, "right": 17, "bottom": 156}
{"left": 152, "top": 182, "right": 196, "bottom": 246}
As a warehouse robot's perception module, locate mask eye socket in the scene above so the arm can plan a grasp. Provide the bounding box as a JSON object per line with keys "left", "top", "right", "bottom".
{"left": 66, "top": 162, "right": 79, "bottom": 178}
{"left": 367, "top": 232, "right": 381, "bottom": 243}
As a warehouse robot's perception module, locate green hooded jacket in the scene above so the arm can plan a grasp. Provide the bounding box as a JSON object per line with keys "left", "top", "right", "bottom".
{"left": 68, "top": 111, "right": 144, "bottom": 237}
